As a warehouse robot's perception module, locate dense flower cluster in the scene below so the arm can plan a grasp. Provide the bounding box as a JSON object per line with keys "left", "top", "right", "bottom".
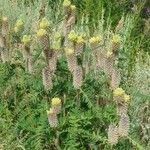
{"left": 0, "top": 1, "right": 133, "bottom": 147}
{"left": 47, "top": 98, "right": 62, "bottom": 127}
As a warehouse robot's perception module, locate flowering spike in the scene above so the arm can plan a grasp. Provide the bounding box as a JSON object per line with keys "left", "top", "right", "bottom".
{"left": 118, "top": 114, "right": 130, "bottom": 137}
{"left": 22, "top": 35, "right": 32, "bottom": 46}
{"left": 16, "top": 19, "right": 24, "bottom": 28}
{"left": 39, "top": 18, "right": 50, "bottom": 29}
{"left": 37, "top": 29, "right": 47, "bottom": 37}
{"left": 73, "top": 66, "right": 83, "bottom": 89}
{"left": 42, "top": 67, "right": 53, "bottom": 91}
{"left": 63, "top": 0, "right": 71, "bottom": 8}
{"left": 124, "top": 94, "right": 130, "bottom": 104}
{"left": 68, "top": 30, "right": 77, "bottom": 42}
{"left": 113, "top": 88, "right": 125, "bottom": 97}
{"left": 51, "top": 98, "right": 62, "bottom": 114}
{"left": 47, "top": 108, "right": 58, "bottom": 128}
{"left": 112, "top": 35, "right": 121, "bottom": 44}
{"left": 108, "top": 124, "right": 119, "bottom": 145}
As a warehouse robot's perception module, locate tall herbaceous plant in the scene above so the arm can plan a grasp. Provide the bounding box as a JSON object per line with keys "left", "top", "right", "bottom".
{"left": 0, "top": 0, "right": 148, "bottom": 149}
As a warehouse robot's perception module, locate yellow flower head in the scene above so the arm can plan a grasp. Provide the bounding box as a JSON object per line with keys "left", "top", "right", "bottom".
{"left": 54, "top": 33, "right": 62, "bottom": 40}
{"left": 2, "top": 17, "right": 8, "bottom": 22}
{"left": 89, "top": 37, "right": 96, "bottom": 43}
{"left": 39, "top": 18, "right": 50, "bottom": 29}
{"left": 124, "top": 94, "right": 130, "bottom": 103}
{"left": 53, "top": 42, "right": 61, "bottom": 51}
{"left": 63, "top": 0, "right": 71, "bottom": 7}
{"left": 113, "top": 88, "right": 125, "bottom": 97}
{"left": 22, "top": 35, "right": 32, "bottom": 45}
{"left": 47, "top": 108, "right": 54, "bottom": 115}
{"left": 89, "top": 36, "right": 102, "bottom": 44}
{"left": 14, "top": 26, "right": 19, "bottom": 33}
{"left": 68, "top": 30, "right": 77, "bottom": 41}
{"left": 37, "top": 29, "right": 47, "bottom": 37}
{"left": 95, "top": 36, "right": 102, "bottom": 41}
{"left": 65, "top": 48, "right": 74, "bottom": 55}
{"left": 106, "top": 51, "right": 113, "bottom": 58}
{"left": 76, "top": 36, "right": 85, "bottom": 44}
{"left": 71, "top": 5, "right": 76, "bottom": 10}
{"left": 112, "top": 35, "right": 121, "bottom": 44}
{"left": 51, "top": 98, "right": 61, "bottom": 105}
{"left": 16, "top": 19, "right": 24, "bottom": 28}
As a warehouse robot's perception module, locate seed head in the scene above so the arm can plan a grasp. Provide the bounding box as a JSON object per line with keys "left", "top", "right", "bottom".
{"left": 73, "top": 66, "right": 83, "bottom": 89}
{"left": 47, "top": 108, "right": 58, "bottom": 128}
{"left": 108, "top": 124, "right": 119, "bottom": 145}
{"left": 66, "top": 54, "right": 77, "bottom": 73}
{"left": 2, "top": 17, "right": 9, "bottom": 36}
{"left": 42, "top": 67, "right": 53, "bottom": 91}
{"left": 118, "top": 114, "right": 130, "bottom": 137}
{"left": 117, "top": 105, "right": 128, "bottom": 116}
{"left": 110, "top": 68, "right": 121, "bottom": 90}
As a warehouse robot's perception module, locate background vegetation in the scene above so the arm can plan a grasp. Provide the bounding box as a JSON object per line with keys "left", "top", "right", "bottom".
{"left": 0, "top": 0, "right": 149, "bottom": 149}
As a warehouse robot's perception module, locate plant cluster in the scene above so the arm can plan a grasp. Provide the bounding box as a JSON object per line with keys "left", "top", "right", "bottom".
{"left": 0, "top": 0, "right": 149, "bottom": 149}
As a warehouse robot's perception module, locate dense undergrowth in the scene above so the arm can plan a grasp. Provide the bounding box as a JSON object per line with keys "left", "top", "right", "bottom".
{"left": 0, "top": 0, "right": 149, "bottom": 150}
